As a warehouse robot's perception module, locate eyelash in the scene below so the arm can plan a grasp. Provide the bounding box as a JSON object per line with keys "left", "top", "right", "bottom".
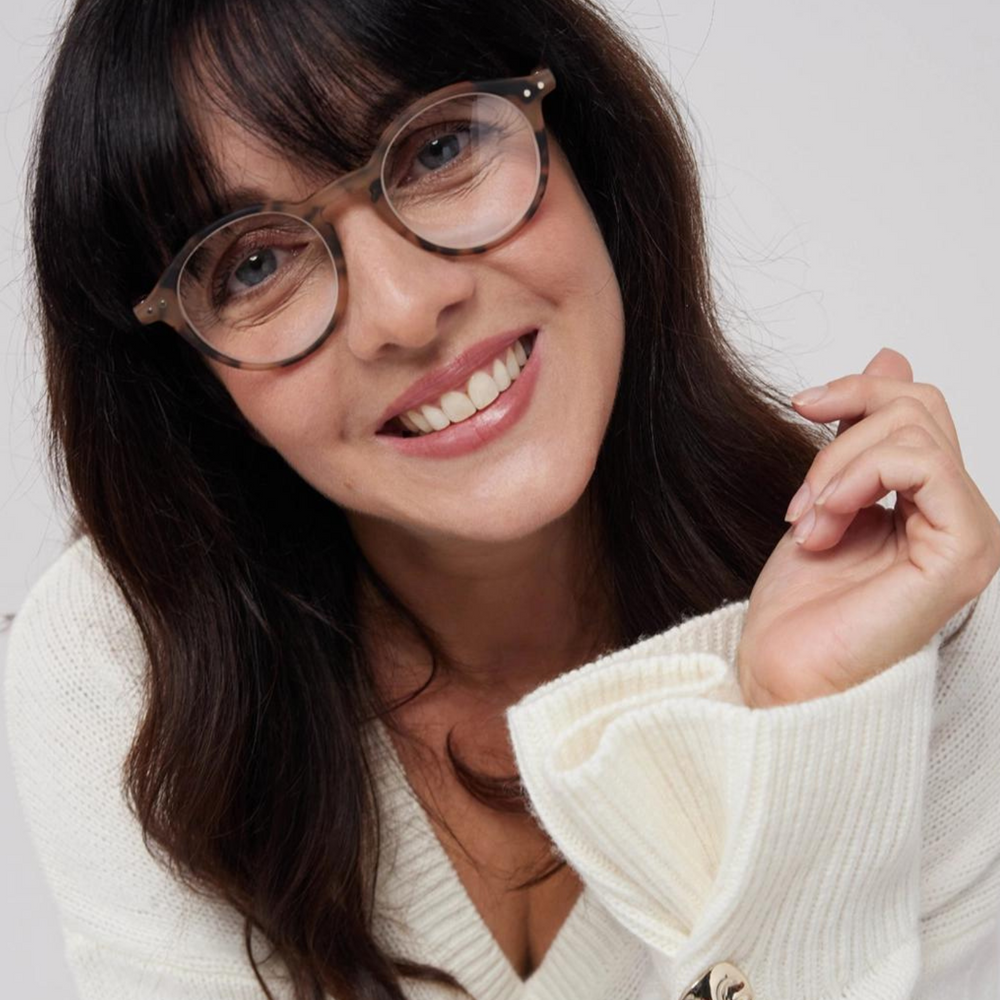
{"left": 210, "top": 234, "right": 304, "bottom": 308}
{"left": 387, "top": 119, "right": 478, "bottom": 187}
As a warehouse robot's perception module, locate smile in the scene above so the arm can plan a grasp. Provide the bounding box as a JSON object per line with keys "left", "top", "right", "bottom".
{"left": 374, "top": 329, "right": 542, "bottom": 459}
{"left": 380, "top": 331, "right": 537, "bottom": 438}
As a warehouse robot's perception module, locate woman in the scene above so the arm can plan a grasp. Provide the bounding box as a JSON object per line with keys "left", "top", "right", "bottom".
{"left": 6, "top": 0, "right": 1000, "bottom": 998}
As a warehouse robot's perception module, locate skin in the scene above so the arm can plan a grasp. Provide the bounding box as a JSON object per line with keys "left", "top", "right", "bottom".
{"left": 740, "top": 347, "right": 1000, "bottom": 708}
{"left": 187, "top": 92, "right": 627, "bottom": 723}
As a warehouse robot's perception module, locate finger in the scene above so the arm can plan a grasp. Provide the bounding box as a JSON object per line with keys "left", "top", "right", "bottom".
{"left": 795, "top": 432, "right": 982, "bottom": 556}
{"left": 835, "top": 347, "right": 912, "bottom": 439}
{"left": 784, "top": 396, "right": 958, "bottom": 525}
{"left": 792, "top": 371, "right": 962, "bottom": 460}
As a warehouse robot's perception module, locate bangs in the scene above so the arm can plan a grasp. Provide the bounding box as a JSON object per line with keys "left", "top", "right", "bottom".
{"left": 41, "top": 0, "right": 543, "bottom": 318}
{"left": 163, "top": 0, "right": 535, "bottom": 248}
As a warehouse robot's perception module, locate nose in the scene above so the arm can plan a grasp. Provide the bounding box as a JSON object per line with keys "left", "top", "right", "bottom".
{"left": 329, "top": 201, "right": 477, "bottom": 362}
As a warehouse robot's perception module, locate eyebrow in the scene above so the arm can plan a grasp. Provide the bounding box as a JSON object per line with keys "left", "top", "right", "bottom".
{"left": 215, "top": 185, "right": 271, "bottom": 215}
{"left": 209, "top": 84, "right": 423, "bottom": 217}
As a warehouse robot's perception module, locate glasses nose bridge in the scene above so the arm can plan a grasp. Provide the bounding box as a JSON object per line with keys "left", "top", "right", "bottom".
{"left": 303, "top": 156, "right": 400, "bottom": 236}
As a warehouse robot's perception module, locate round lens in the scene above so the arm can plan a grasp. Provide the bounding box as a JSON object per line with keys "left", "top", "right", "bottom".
{"left": 382, "top": 92, "right": 540, "bottom": 250}
{"left": 178, "top": 212, "right": 337, "bottom": 366}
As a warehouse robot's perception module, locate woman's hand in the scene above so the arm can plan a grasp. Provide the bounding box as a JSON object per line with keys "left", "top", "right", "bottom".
{"left": 736, "top": 347, "right": 1000, "bottom": 708}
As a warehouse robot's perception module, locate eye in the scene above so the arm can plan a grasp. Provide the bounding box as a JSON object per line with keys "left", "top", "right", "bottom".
{"left": 232, "top": 247, "right": 281, "bottom": 289}
{"left": 212, "top": 239, "right": 307, "bottom": 307}
{"left": 390, "top": 120, "right": 491, "bottom": 189}
{"left": 409, "top": 122, "right": 474, "bottom": 178}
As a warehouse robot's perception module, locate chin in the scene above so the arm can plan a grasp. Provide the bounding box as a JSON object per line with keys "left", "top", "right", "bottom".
{"left": 421, "top": 474, "right": 595, "bottom": 546}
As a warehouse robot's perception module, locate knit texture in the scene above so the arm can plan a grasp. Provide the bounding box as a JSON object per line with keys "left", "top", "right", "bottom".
{"left": 5, "top": 534, "right": 1000, "bottom": 999}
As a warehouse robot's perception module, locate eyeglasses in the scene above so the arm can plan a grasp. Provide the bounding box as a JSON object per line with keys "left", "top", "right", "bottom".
{"left": 133, "top": 66, "right": 557, "bottom": 370}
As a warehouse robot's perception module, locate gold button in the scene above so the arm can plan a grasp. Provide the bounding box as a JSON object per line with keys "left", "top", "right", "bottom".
{"left": 678, "top": 960, "right": 753, "bottom": 999}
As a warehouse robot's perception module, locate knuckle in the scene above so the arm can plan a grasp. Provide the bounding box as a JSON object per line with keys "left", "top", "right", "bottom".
{"left": 890, "top": 423, "right": 934, "bottom": 448}
{"left": 891, "top": 395, "right": 929, "bottom": 422}
{"left": 911, "top": 381, "right": 948, "bottom": 415}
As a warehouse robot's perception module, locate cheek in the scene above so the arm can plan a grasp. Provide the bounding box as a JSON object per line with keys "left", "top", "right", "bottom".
{"left": 516, "top": 155, "right": 621, "bottom": 308}
{"left": 213, "top": 363, "right": 351, "bottom": 456}
{"left": 501, "top": 155, "right": 625, "bottom": 428}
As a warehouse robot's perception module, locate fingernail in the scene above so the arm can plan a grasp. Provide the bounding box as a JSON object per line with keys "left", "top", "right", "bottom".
{"left": 791, "top": 384, "right": 829, "bottom": 406}
{"left": 792, "top": 507, "right": 816, "bottom": 544}
{"left": 784, "top": 481, "right": 812, "bottom": 522}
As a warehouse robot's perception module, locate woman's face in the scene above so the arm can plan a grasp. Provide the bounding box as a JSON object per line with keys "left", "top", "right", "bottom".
{"left": 195, "top": 96, "right": 625, "bottom": 547}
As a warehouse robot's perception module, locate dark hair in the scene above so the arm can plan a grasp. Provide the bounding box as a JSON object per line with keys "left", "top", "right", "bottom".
{"left": 27, "top": 0, "right": 828, "bottom": 997}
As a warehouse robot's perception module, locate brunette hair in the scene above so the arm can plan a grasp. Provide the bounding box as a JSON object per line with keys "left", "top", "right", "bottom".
{"left": 27, "top": 0, "right": 828, "bottom": 997}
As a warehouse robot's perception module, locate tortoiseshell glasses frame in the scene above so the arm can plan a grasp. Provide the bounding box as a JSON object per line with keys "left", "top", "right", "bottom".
{"left": 133, "top": 65, "right": 557, "bottom": 370}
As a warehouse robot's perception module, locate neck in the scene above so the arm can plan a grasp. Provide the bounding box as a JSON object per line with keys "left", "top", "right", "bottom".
{"left": 351, "top": 494, "right": 619, "bottom": 711}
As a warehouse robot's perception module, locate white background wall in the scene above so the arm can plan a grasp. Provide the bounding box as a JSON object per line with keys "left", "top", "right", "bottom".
{"left": 2, "top": 0, "right": 998, "bottom": 995}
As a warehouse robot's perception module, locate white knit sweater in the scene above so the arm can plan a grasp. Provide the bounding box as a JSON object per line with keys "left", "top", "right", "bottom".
{"left": 5, "top": 534, "right": 1000, "bottom": 1000}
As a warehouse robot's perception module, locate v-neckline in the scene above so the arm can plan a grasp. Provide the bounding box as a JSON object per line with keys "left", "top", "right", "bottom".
{"left": 367, "top": 716, "right": 644, "bottom": 1000}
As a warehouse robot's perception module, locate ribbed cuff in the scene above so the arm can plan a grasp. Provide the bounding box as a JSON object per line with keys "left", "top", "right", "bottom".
{"left": 507, "top": 613, "right": 942, "bottom": 999}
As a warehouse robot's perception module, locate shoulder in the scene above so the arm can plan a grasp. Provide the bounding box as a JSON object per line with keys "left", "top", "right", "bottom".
{"left": 5, "top": 534, "right": 147, "bottom": 767}
{"left": 3, "top": 535, "right": 263, "bottom": 976}
{"left": 4, "top": 534, "right": 149, "bottom": 899}
{"left": 6, "top": 532, "right": 144, "bottom": 685}
{"left": 5, "top": 534, "right": 146, "bottom": 772}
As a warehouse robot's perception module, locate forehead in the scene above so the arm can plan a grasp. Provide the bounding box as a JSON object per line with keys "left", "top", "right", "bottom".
{"left": 186, "top": 91, "right": 326, "bottom": 208}
{"left": 174, "top": 37, "right": 418, "bottom": 217}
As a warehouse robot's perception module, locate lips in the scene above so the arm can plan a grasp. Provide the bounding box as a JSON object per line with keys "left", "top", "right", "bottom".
{"left": 375, "top": 326, "right": 540, "bottom": 433}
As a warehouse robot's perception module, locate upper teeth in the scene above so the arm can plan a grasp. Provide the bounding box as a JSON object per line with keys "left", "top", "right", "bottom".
{"left": 395, "top": 334, "right": 534, "bottom": 436}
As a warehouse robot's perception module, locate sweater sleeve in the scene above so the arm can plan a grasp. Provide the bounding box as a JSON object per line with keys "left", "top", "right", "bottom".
{"left": 505, "top": 568, "right": 1000, "bottom": 1000}
{"left": 3, "top": 537, "right": 295, "bottom": 1000}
